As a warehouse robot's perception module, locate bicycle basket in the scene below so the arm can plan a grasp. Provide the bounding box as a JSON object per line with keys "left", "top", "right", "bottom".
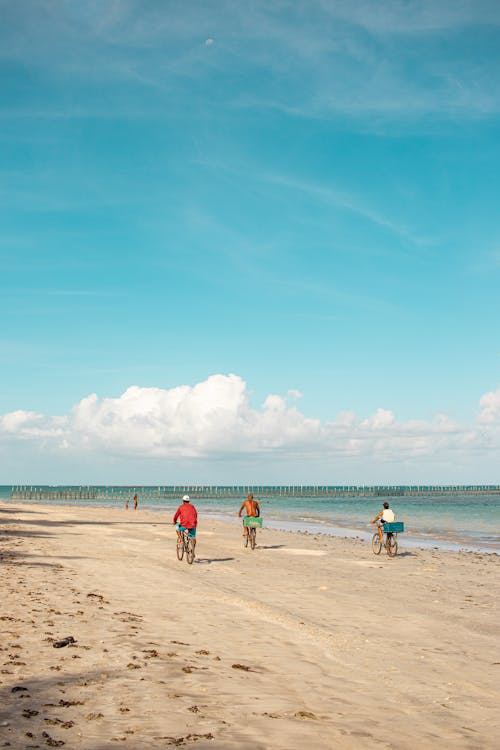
{"left": 383, "top": 522, "right": 404, "bottom": 533}
{"left": 244, "top": 517, "right": 263, "bottom": 528}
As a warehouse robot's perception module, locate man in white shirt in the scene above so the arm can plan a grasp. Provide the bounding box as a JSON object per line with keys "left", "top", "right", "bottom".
{"left": 371, "top": 502, "right": 395, "bottom": 543}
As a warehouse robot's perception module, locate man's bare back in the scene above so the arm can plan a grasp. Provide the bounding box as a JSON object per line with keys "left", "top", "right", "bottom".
{"left": 238, "top": 497, "right": 260, "bottom": 518}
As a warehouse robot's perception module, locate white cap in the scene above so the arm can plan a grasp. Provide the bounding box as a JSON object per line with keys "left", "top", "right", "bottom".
{"left": 182, "top": 494, "right": 190, "bottom": 502}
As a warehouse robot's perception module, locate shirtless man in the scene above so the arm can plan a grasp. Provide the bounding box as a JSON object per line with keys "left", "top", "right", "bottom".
{"left": 238, "top": 492, "right": 260, "bottom": 537}
{"left": 371, "top": 501, "right": 395, "bottom": 542}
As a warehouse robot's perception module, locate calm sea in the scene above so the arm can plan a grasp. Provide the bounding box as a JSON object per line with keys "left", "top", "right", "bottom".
{"left": 1, "top": 486, "right": 499, "bottom": 553}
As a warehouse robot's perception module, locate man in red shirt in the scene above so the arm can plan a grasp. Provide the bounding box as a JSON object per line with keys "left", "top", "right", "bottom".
{"left": 173, "top": 495, "right": 198, "bottom": 553}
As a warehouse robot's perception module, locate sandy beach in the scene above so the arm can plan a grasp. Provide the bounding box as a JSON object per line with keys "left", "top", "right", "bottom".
{"left": 1, "top": 503, "right": 498, "bottom": 749}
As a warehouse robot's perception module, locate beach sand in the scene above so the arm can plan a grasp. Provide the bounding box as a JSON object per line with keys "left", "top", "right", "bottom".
{"left": 1, "top": 503, "right": 498, "bottom": 749}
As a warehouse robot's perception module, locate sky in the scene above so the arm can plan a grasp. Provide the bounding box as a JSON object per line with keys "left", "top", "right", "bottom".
{"left": 1, "top": 0, "right": 500, "bottom": 484}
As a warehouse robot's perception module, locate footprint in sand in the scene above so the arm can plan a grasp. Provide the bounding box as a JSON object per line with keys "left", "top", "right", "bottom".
{"left": 142, "top": 649, "right": 159, "bottom": 659}
{"left": 153, "top": 733, "right": 214, "bottom": 744}
{"left": 44, "top": 718, "right": 74, "bottom": 729}
{"left": 22, "top": 709, "right": 39, "bottom": 718}
{"left": 294, "top": 711, "right": 318, "bottom": 720}
{"left": 42, "top": 730, "right": 65, "bottom": 747}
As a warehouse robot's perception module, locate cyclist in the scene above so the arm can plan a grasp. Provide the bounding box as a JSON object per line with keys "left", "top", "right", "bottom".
{"left": 173, "top": 495, "right": 198, "bottom": 554}
{"left": 371, "top": 501, "right": 395, "bottom": 543}
{"left": 238, "top": 492, "right": 260, "bottom": 538}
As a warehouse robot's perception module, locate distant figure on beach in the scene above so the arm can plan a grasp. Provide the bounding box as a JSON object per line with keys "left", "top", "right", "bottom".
{"left": 125, "top": 499, "right": 129, "bottom": 510}
{"left": 371, "top": 501, "right": 395, "bottom": 542}
{"left": 238, "top": 492, "right": 260, "bottom": 538}
{"left": 173, "top": 495, "right": 198, "bottom": 554}
{"left": 133, "top": 493, "right": 138, "bottom": 511}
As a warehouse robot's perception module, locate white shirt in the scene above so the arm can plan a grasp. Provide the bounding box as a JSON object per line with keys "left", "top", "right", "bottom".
{"left": 382, "top": 508, "right": 395, "bottom": 522}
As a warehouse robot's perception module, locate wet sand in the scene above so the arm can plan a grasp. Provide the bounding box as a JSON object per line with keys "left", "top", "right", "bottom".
{"left": 1, "top": 503, "right": 498, "bottom": 749}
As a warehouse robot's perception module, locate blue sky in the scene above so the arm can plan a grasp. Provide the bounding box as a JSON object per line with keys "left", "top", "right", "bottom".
{"left": 1, "top": 1, "right": 500, "bottom": 484}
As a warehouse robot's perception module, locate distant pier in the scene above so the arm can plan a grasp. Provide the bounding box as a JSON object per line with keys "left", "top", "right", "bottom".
{"left": 9, "top": 484, "right": 500, "bottom": 502}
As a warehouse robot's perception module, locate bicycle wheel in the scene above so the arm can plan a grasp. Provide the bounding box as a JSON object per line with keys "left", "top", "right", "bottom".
{"left": 249, "top": 527, "right": 256, "bottom": 550}
{"left": 186, "top": 537, "right": 195, "bottom": 565}
{"left": 386, "top": 533, "right": 398, "bottom": 557}
{"left": 176, "top": 540, "right": 184, "bottom": 561}
{"left": 372, "top": 532, "right": 382, "bottom": 555}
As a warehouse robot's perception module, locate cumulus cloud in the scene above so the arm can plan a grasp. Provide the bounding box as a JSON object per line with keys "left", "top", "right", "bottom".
{"left": 1, "top": 375, "right": 499, "bottom": 466}
{"left": 478, "top": 388, "right": 500, "bottom": 424}
{"left": 0, "top": 410, "right": 67, "bottom": 439}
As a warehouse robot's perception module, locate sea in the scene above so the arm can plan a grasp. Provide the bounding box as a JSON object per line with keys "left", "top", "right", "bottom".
{"left": 1, "top": 486, "right": 499, "bottom": 554}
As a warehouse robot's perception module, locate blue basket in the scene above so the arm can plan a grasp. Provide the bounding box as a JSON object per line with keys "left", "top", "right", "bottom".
{"left": 384, "top": 522, "right": 404, "bottom": 533}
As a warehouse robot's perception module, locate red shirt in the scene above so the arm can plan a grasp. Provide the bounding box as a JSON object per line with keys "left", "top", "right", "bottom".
{"left": 173, "top": 503, "right": 198, "bottom": 529}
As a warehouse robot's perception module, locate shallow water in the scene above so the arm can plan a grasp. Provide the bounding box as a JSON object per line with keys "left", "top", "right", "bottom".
{"left": 2, "top": 486, "right": 499, "bottom": 553}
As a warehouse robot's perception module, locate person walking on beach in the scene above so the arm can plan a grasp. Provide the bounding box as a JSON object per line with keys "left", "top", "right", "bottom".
{"left": 133, "top": 493, "right": 138, "bottom": 510}
{"left": 238, "top": 492, "right": 260, "bottom": 538}
{"left": 125, "top": 499, "right": 129, "bottom": 510}
{"left": 173, "top": 495, "right": 198, "bottom": 554}
{"left": 371, "top": 501, "right": 395, "bottom": 543}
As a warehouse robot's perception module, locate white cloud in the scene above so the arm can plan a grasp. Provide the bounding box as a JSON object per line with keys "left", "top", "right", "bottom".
{"left": 360, "top": 407, "right": 396, "bottom": 430}
{"left": 0, "top": 409, "right": 67, "bottom": 439}
{"left": 478, "top": 388, "right": 500, "bottom": 424}
{"left": 1, "top": 376, "right": 500, "bottom": 470}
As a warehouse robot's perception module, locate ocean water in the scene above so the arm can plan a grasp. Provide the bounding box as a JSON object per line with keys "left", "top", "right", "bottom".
{"left": 1, "top": 487, "right": 499, "bottom": 553}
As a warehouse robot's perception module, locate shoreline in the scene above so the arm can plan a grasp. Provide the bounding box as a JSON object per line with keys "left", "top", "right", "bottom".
{"left": 1, "top": 502, "right": 499, "bottom": 748}
{"left": 211, "top": 512, "right": 500, "bottom": 554}
{"left": 2, "top": 498, "right": 498, "bottom": 554}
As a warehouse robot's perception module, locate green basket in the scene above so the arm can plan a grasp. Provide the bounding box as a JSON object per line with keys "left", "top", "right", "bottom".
{"left": 244, "top": 517, "right": 263, "bottom": 528}
{"left": 384, "top": 522, "right": 404, "bottom": 533}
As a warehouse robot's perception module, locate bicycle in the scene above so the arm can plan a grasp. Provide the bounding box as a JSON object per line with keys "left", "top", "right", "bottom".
{"left": 243, "top": 516, "right": 262, "bottom": 550}
{"left": 371, "top": 521, "right": 404, "bottom": 557}
{"left": 176, "top": 527, "right": 195, "bottom": 565}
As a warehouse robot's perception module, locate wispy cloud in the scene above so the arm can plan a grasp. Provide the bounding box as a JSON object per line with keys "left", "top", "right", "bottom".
{"left": 317, "top": 0, "right": 500, "bottom": 35}
{"left": 260, "top": 172, "right": 422, "bottom": 244}
{"left": 194, "top": 157, "right": 427, "bottom": 250}
{"left": 2, "top": 1, "right": 500, "bottom": 123}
